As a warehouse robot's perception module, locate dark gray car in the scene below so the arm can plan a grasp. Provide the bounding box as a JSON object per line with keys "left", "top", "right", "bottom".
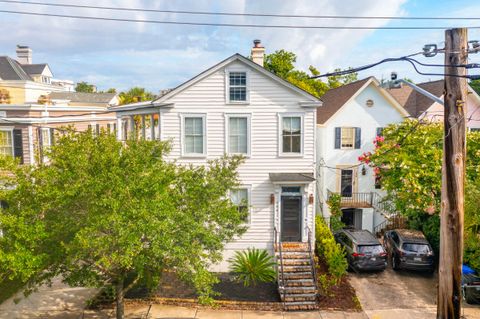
{"left": 334, "top": 229, "right": 387, "bottom": 272}
{"left": 384, "top": 229, "right": 434, "bottom": 272}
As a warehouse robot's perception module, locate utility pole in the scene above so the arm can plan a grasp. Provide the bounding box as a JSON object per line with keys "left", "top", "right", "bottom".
{"left": 437, "top": 28, "right": 468, "bottom": 319}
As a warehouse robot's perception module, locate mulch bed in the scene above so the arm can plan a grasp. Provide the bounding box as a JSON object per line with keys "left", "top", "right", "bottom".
{"left": 92, "top": 261, "right": 361, "bottom": 312}
{"left": 315, "top": 258, "right": 362, "bottom": 311}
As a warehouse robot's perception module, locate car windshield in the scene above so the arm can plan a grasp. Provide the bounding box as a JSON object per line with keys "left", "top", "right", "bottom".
{"left": 358, "top": 245, "right": 384, "bottom": 255}
{"left": 402, "top": 243, "right": 430, "bottom": 253}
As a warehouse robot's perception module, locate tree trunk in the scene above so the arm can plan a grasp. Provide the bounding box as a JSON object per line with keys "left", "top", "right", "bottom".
{"left": 115, "top": 278, "right": 124, "bottom": 319}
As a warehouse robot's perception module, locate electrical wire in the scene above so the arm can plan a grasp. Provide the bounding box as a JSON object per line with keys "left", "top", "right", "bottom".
{"left": 1, "top": 9, "right": 480, "bottom": 30}
{"left": 2, "top": 0, "right": 480, "bottom": 21}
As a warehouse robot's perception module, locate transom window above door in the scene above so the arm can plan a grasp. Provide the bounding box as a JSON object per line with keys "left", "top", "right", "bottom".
{"left": 228, "top": 72, "right": 247, "bottom": 102}
{"left": 281, "top": 116, "right": 302, "bottom": 154}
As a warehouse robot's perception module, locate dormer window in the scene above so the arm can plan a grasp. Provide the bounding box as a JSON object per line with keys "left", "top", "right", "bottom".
{"left": 228, "top": 71, "right": 247, "bottom": 103}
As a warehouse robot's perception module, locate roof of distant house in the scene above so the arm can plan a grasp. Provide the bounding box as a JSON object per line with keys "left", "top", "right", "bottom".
{"left": 49, "top": 92, "right": 117, "bottom": 105}
{"left": 0, "top": 56, "right": 32, "bottom": 81}
{"left": 387, "top": 80, "right": 445, "bottom": 117}
{"left": 20, "top": 63, "right": 49, "bottom": 75}
{"left": 316, "top": 77, "right": 372, "bottom": 124}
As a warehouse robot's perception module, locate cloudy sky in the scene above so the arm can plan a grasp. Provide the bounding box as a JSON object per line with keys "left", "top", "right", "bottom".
{"left": 0, "top": 0, "right": 479, "bottom": 93}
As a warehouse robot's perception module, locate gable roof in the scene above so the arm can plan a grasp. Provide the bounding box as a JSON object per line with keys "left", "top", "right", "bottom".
{"left": 152, "top": 53, "right": 322, "bottom": 105}
{"left": 21, "top": 63, "right": 49, "bottom": 76}
{"left": 387, "top": 80, "right": 444, "bottom": 117}
{"left": 49, "top": 92, "right": 117, "bottom": 105}
{"left": 316, "top": 77, "right": 372, "bottom": 124}
{"left": 0, "top": 56, "right": 32, "bottom": 81}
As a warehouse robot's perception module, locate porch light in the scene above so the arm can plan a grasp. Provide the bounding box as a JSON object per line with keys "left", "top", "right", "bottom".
{"left": 309, "top": 194, "right": 314, "bottom": 205}
{"left": 270, "top": 194, "right": 275, "bottom": 205}
{"left": 362, "top": 165, "right": 367, "bottom": 176}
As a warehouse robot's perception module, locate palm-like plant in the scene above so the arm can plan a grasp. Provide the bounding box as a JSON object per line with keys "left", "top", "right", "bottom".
{"left": 229, "top": 248, "right": 276, "bottom": 287}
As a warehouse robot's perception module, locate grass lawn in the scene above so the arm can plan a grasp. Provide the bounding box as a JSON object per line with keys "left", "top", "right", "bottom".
{"left": 0, "top": 277, "right": 25, "bottom": 304}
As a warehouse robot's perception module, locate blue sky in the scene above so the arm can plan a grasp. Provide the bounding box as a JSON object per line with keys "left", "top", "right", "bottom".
{"left": 0, "top": 0, "right": 479, "bottom": 93}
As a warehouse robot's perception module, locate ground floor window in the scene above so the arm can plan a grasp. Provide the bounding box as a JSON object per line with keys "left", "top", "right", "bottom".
{"left": 230, "top": 188, "right": 250, "bottom": 221}
{"left": 0, "top": 130, "right": 13, "bottom": 156}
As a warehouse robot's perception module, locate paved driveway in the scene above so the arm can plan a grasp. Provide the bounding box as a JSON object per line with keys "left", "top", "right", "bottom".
{"left": 349, "top": 268, "right": 480, "bottom": 319}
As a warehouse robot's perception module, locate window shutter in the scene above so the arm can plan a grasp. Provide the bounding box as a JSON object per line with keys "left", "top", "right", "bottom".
{"left": 334, "top": 127, "right": 341, "bottom": 149}
{"left": 13, "top": 129, "right": 24, "bottom": 164}
{"left": 49, "top": 128, "right": 55, "bottom": 145}
{"left": 355, "top": 127, "right": 361, "bottom": 149}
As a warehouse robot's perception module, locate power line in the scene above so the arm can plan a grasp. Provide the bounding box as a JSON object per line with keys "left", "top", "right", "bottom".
{"left": 2, "top": 0, "right": 480, "bottom": 21}
{"left": 1, "top": 9, "right": 480, "bottom": 30}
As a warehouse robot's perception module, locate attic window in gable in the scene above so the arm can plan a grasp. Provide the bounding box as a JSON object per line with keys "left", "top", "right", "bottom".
{"left": 228, "top": 71, "right": 247, "bottom": 102}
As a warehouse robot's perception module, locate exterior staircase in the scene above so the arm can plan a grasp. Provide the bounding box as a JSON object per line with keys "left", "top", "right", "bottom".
{"left": 274, "top": 241, "right": 319, "bottom": 311}
{"left": 374, "top": 213, "right": 408, "bottom": 237}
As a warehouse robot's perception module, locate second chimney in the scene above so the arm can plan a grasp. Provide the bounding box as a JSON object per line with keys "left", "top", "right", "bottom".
{"left": 251, "top": 39, "right": 265, "bottom": 67}
{"left": 16, "top": 45, "right": 32, "bottom": 64}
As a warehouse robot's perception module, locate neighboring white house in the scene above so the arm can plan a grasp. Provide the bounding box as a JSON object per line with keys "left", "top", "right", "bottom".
{"left": 316, "top": 77, "right": 409, "bottom": 233}
{"left": 387, "top": 79, "right": 480, "bottom": 130}
{"left": 110, "top": 42, "right": 322, "bottom": 272}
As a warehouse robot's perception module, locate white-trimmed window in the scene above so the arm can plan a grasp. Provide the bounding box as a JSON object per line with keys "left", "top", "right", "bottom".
{"left": 341, "top": 127, "right": 355, "bottom": 149}
{"left": 41, "top": 128, "right": 51, "bottom": 147}
{"left": 230, "top": 188, "right": 250, "bottom": 222}
{"left": 0, "top": 129, "right": 13, "bottom": 156}
{"left": 183, "top": 115, "right": 206, "bottom": 155}
{"left": 281, "top": 116, "right": 302, "bottom": 154}
{"left": 334, "top": 127, "right": 361, "bottom": 150}
{"left": 228, "top": 71, "right": 247, "bottom": 102}
{"left": 227, "top": 115, "right": 250, "bottom": 155}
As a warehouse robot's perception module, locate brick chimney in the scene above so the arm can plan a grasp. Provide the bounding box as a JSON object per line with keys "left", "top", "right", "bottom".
{"left": 16, "top": 45, "right": 32, "bottom": 64}
{"left": 251, "top": 39, "right": 265, "bottom": 67}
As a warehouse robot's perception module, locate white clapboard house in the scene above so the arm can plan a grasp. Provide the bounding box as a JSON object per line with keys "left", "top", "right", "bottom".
{"left": 110, "top": 41, "right": 322, "bottom": 285}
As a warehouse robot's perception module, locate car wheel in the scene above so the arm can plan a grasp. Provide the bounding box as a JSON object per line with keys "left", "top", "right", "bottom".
{"left": 392, "top": 255, "right": 399, "bottom": 271}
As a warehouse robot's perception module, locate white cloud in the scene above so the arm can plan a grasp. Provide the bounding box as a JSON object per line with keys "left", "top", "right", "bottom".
{"left": 3, "top": 0, "right": 455, "bottom": 91}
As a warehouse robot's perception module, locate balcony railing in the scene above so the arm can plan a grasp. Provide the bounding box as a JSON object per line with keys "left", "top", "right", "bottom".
{"left": 327, "top": 190, "right": 384, "bottom": 209}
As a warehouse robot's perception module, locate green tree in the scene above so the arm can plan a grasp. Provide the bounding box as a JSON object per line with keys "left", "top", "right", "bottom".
{"left": 263, "top": 50, "right": 358, "bottom": 98}
{"left": 358, "top": 120, "right": 480, "bottom": 269}
{"left": 470, "top": 79, "right": 480, "bottom": 96}
{"left": 119, "top": 87, "right": 155, "bottom": 105}
{"left": 0, "top": 130, "right": 246, "bottom": 319}
{"left": 75, "top": 81, "right": 96, "bottom": 93}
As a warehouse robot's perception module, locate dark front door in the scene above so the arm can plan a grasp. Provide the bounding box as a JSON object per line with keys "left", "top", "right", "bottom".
{"left": 281, "top": 196, "right": 302, "bottom": 242}
{"left": 340, "top": 169, "right": 354, "bottom": 197}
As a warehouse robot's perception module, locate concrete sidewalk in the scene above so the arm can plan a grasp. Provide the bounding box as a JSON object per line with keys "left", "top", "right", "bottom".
{"left": 125, "top": 305, "right": 368, "bottom": 319}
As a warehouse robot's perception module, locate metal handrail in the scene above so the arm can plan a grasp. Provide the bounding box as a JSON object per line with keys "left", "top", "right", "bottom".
{"left": 306, "top": 225, "right": 320, "bottom": 302}
{"left": 273, "top": 227, "right": 286, "bottom": 307}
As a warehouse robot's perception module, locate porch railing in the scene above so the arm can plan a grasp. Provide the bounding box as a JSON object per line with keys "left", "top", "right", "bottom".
{"left": 306, "top": 226, "right": 320, "bottom": 302}
{"left": 327, "top": 190, "right": 374, "bottom": 208}
{"left": 273, "top": 227, "right": 286, "bottom": 308}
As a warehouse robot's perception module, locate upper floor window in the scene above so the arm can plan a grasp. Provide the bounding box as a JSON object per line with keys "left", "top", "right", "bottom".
{"left": 376, "top": 127, "right": 385, "bottom": 137}
{"left": 183, "top": 115, "right": 205, "bottom": 155}
{"left": 0, "top": 130, "right": 13, "bottom": 156}
{"left": 228, "top": 72, "right": 247, "bottom": 102}
{"left": 334, "top": 127, "right": 361, "bottom": 150}
{"left": 228, "top": 116, "right": 249, "bottom": 155}
{"left": 282, "top": 116, "right": 302, "bottom": 154}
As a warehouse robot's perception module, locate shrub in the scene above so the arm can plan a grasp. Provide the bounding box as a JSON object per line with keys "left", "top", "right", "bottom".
{"left": 326, "top": 193, "right": 345, "bottom": 232}
{"left": 229, "top": 248, "right": 276, "bottom": 287}
{"left": 315, "top": 215, "right": 348, "bottom": 284}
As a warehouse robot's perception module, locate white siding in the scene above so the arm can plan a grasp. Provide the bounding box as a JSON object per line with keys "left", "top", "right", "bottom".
{"left": 159, "top": 60, "right": 317, "bottom": 271}
{"left": 317, "top": 82, "right": 404, "bottom": 232}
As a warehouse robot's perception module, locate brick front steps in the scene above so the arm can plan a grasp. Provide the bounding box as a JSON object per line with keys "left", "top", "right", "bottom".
{"left": 276, "top": 242, "right": 319, "bottom": 311}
